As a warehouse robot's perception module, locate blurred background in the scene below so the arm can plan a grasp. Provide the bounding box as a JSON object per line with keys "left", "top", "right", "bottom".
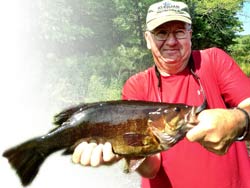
{"left": 0, "top": 0, "right": 249, "bottom": 187}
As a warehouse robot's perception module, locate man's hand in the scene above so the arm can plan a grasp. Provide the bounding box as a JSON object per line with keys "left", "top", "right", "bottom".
{"left": 186, "top": 108, "right": 246, "bottom": 155}
{"left": 71, "top": 141, "right": 161, "bottom": 178}
{"left": 72, "top": 141, "right": 119, "bottom": 167}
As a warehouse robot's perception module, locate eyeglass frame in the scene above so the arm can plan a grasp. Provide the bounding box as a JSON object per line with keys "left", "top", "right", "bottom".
{"left": 149, "top": 25, "right": 192, "bottom": 41}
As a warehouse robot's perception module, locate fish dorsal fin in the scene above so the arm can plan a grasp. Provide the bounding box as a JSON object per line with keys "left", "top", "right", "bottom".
{"left": 53, "top": 102, "right": 99, "bottom": 126}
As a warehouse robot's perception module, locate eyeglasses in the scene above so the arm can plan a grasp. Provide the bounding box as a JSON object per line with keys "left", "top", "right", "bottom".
{"left": 150, "top": 29, "right": 191, "bottom": 41}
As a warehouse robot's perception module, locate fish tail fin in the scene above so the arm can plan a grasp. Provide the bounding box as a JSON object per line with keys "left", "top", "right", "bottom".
{"left": 3, "top": 139, "right": 50, "bottom": 186}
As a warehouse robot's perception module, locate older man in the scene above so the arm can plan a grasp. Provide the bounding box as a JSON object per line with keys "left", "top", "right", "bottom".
{"left": 73, "top": 1, "right": 250, "bottom": 187}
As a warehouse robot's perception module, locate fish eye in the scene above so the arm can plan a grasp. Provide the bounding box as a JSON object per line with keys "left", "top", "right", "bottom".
{"left": 173, "top": 107, "right": 181, "bottom": 112}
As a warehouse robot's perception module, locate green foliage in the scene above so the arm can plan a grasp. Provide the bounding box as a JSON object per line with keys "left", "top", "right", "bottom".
{"left": 229, "top": 35, "right": 250, "bottom": 64}
{"left": 184, "top": 0, "right": 244, "bottom": 50}
{"left": 228, "top": 35, "right": 250, "bottom": 76}
{"left": 85, "top": 75, "right": 122, "bottom": 102}
{"left": 113, "top": 0, "right": 157, "bottom": 47}
{"left": 41, "top": 44, "right": 153, "bottom": 106}
{"left": 41, "top": 54, "right": 93, "bottom": 107}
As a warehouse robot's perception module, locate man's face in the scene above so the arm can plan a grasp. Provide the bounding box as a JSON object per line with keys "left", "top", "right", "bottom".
{"left": 145, "top": 21, "right": 192, "bottom": 75}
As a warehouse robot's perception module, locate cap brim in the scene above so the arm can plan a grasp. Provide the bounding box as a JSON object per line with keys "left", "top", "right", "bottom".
{"left": 147, "top": 16, "right": 192, "bottom": 31}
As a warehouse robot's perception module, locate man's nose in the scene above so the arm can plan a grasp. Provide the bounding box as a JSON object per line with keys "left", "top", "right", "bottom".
{"left": 164, "top": 33, "right": 178, "bottom": 45}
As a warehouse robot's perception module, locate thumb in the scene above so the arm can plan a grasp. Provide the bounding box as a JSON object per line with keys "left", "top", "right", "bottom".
{"left": 186, "top": 123, "right": 206, "bottom": 142}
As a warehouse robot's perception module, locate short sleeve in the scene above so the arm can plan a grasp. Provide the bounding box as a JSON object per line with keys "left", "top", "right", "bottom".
{"left": 211, "top": 48, "right": 250, "bottom": 106}
{"left": 122, "top": 74, "right": 146, "bottom": 100}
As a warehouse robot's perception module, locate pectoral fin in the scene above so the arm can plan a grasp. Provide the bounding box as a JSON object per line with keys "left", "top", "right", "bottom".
{"left": 123, "top": 157, "right": 146, "bottom": 173}
{"left": 123, "top": 132, "right": 146, "bottom": 146}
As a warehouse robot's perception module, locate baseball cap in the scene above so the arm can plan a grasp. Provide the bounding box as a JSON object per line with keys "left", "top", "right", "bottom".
{"left": 146, "top": 0, "right": 192, "bottom": 31}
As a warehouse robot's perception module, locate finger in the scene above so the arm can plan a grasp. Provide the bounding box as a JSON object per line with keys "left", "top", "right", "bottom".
{"left": 103, "top": 142, "right": 116, "bottom": 162}
{"left": 202, "top": 144, "right": 227, "bottom": 156}
{"left": 203, "top": 141, "right": 230, "bottom": 156}
{"left": 72, "top": 142, "right": 88, "bottom": 164}
{"left": 80, "top": 142, "right": 97, "bottom": 166}
{"left": 186, "top": 123, "right": 206, "bottom": 142}
{"left": 90, "top": 144, "right": 104, "bottom": 167}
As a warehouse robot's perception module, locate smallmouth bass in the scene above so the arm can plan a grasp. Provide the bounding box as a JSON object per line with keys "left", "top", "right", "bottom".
{"left": 3, "top": 100, "right": 204, "bottom": 186}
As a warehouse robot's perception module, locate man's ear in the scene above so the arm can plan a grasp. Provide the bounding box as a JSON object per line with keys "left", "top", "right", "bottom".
{"left": 144, "top": 32, "right": 151, "bottom": 50}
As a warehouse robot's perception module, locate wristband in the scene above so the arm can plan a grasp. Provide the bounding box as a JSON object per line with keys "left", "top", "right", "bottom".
{"left": 235, "top": 107, "right": 250, "bottom": 141}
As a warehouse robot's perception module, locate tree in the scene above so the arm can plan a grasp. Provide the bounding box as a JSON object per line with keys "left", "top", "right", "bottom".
{"left": 229, "top": 35, "right": 250, "bottom": 64}
{"left": 183, "top": 0, "right": 244, "bottom": 50}
{"left": 228, "top": 35, "right": 250, "bottom": 76}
